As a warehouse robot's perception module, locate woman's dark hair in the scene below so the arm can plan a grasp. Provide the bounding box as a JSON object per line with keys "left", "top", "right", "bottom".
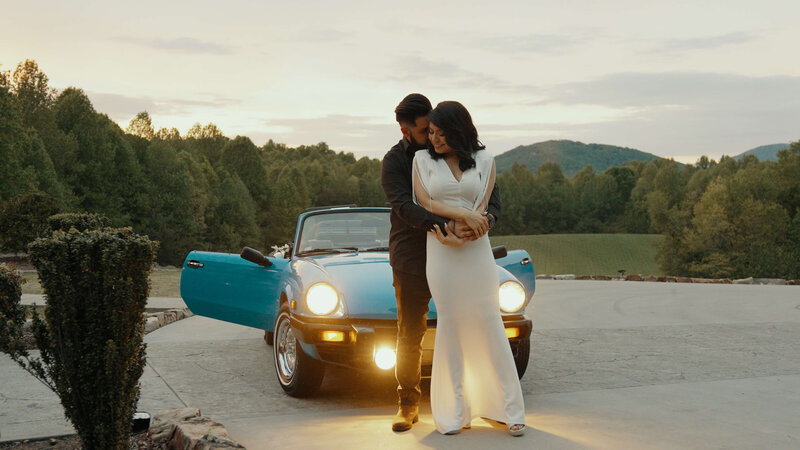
{"left": 395, "top": 93, "right": 432, "bottom": 126}
{"left": 427, "top": 101, "right": 485, "bottom": 171}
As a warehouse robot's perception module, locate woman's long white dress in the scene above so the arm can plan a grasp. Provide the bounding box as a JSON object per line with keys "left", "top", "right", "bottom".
{"left": 412, "top": 149, "right": 526, "bottom": 434}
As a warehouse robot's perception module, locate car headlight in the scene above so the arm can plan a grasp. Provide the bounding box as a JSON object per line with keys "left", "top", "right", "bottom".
{"left": 306, "top": 282, "right": 339, "bottom": 315}
{"left": 498, "top": 281, "right": 526, "bottom": 313}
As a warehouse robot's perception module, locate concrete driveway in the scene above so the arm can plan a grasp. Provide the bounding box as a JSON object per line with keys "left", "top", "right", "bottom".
{"left": 2, "top": 280, "right": 799, "bottom": 449}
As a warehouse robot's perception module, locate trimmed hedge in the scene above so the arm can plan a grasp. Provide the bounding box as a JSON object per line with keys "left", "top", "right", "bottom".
{"left": 0, "top": 192, "right": 60, "bottom": 253}
{"left": 48, "top": 212, "right": 111, "bottom": 233}
{"left": 27, "top": 228, "right": 157, "bottom": 450}
{"left": 0, "top": 263, "right": 27, "bottom": 359}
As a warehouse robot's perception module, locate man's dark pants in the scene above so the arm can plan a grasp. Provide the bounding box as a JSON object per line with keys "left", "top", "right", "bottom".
{"left": 393, "top": 268, "right": 431, "bottom": 406}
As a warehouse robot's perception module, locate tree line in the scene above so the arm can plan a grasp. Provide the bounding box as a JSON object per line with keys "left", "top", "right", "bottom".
{"left": 1, "top": 60, "right": 798, "bottom": 278}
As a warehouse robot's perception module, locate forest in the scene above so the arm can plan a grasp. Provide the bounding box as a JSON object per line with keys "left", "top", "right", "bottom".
{"left": 1, "top": 60, "right": 798, "bottom": 278}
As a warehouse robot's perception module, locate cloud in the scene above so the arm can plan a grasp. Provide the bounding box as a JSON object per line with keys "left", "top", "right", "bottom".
{"left": 652, "top": 31, "right": 757, "bottom": 53}
{"left": 514, "top": 72, "right": 800, "bottom": 158}
{"left": 116, "top": 37, "right": 235, "bottom": 55}
{"left": 288, "top": 29, "right": 353, "bottom": 43}
{"left": 86, "top": 91, "right": 241, "bottom": 120}
{"left": 388, "top": 55, "right": 507, "bottom": 89}
{"left": 475, "top": 33, "right": 587, "bottom": 54}
{"left": 259, "top": 114, "right": 398, "bottom": 157}
{"left": 537, "top": 72, "right": 800, "bottom": 110}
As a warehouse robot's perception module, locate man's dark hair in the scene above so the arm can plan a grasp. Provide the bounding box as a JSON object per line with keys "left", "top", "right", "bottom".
{"left": 427, "top": 101, "right": 485, "bottom": 171}
{"left": 395, "top": 93, "right": 432, "bottom": 126}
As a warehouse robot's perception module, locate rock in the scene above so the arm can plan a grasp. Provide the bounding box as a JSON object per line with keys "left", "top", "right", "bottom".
{"left": 144, "top": 316, "right": 161, "bottom": 333}
{"left": 690, "top": 278, "right": 714, "bottom": 283}
{"left": 554, "top": 274, "right": 576, "bottom": 280}
{"left": 576, "top": 275, "right": 592, "bottom": 280}
{"left": 625, "top": 275, "right": 643, "bottom": 281}
{"left": 149, "top": 408, "right": 201, "bottom": 441}
{"left": 644, "top": 275, "right": 657, "bottom": 282}
{"left": 171, "top": 416, "right": 244, "bottom": 449}
{"left": 535, "top": 274, "right": 552, "bottom": 280}
{"left": 733, "top": 277, "right": 754, "bottom": 284}
{"left": 664, "top": 277, "right": 677, "bottom": 282}
{"left": 592, "top": 275, "right": 612, "bottom": 280}
{"left": 149, "top": 408, "right": 244, "bottom": 449}
{"left": 788, "top": 280, "right": 800, "bottom": 285}
{"left": 753, "top": 278, "right": 787, "bottom": 285}
{"left": 49, "top": 438, "right": 57, "bottom": 446}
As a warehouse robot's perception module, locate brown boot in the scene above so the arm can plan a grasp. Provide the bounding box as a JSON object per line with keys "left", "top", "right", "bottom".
{"left": 392, "top": 405, "right": 419, "bottom": 432}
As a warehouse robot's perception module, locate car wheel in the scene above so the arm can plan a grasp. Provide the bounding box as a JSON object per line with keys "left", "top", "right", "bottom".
{"left": 273, "top": 306, "right": 324, "bottom": 397}
{"left": 512, "top": 337, "right": 530, "bottom": 379}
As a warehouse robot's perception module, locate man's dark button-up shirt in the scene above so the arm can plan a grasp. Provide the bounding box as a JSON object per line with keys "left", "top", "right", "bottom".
{"left": 381, "top": 139, "right": 501, "bottom": 276}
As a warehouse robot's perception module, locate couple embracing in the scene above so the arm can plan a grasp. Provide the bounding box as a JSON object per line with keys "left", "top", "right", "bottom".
{"left": 381, "top": 94, "right": 526, "bottom": 436}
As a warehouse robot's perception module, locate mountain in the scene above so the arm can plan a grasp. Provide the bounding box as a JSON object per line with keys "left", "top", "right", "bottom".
{"left": 733, "top": 143, "right": 789, "bottom": 162}
{"left": 495, "top": 140, "right": 663, "bottom": 176}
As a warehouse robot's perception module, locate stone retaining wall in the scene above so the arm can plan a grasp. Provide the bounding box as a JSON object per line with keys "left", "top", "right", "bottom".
{"left": 535, "top": 274, "right": 799, "bottom": 285}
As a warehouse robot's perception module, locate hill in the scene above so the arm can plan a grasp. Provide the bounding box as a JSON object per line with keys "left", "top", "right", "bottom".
{"left": 490, "top": 234, "right": 664, "bottom": 276}
{"left": 733, "top": 143, "right": 789, "bottom": 162}
{"left": 495, "top": 140, "right": 662, "bottom": 176}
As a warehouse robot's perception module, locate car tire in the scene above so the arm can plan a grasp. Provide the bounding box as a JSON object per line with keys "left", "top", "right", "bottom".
{"left": 273, "top": 306, "right": 325, "bottom": 397}
{"left": 264, "top": 330, "right": 274, "bottom": 346}
{"left": 512, "top": 337, "right": 530, "bottom": 379}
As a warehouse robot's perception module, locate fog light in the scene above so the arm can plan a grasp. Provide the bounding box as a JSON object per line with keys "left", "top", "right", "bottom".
{"left": 505, "top": 327, "right": 520, "bottom": 338}
{"left": 374, "top": 347, "right": 396, "bottom": 370}
{"left": 321, "top": 330, "right": 344, "bottom": 342}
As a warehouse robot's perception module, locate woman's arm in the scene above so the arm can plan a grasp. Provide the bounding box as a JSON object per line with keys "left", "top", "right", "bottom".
{"left": 413, "top": 156, "right": 489, "bottom": 235}
{"left": 475, "top": 159, "right": 496, "bottom": 213}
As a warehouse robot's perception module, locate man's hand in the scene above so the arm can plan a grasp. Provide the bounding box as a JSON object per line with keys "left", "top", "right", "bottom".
{"left": 449, "top": 220, "right": 475, "bottom": 240}
{"left": 450, "top": 216, "right": 489, "bottom": 241}
{"left": 432, "top": 224, "right": 464, "bottom": 247}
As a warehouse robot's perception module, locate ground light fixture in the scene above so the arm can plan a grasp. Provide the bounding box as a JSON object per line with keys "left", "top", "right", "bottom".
{"left": 374, "top": 347, "right": 397, "bottom": 370}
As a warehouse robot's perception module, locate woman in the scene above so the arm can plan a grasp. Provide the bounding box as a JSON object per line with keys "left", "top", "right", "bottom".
{"left": 412, "top": 101, "right": 526, "bottom": 436}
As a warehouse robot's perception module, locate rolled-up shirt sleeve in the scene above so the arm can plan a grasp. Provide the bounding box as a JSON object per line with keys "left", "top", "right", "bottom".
{"left": 382, "top": 150, "right": 448, "bottom": 232}
{"left": 486, "top": 182, "right": 501, "bottom": 225}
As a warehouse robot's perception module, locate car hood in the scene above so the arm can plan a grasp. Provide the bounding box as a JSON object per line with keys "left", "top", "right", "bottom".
{"left": 300, "top": 252, "right": 436, "bottom": 320}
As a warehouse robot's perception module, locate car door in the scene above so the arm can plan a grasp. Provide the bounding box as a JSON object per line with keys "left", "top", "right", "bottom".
{"left": 496, "top": 249, "right": 536, "bottom": 298}
{"left": 180, "top": 251, "right": 288, "bottom": 330}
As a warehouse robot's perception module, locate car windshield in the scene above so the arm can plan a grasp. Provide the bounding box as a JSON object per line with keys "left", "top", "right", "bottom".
{"left": 296, "top": 210, "right": 391, "bottom": 255}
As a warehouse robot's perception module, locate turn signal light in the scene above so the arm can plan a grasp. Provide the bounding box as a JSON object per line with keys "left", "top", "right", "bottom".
{"left": 505, "top": 327, "right": 520, "bottom": 339}
{"left": 321, "top": 331, "right": 345, "bottom": 342}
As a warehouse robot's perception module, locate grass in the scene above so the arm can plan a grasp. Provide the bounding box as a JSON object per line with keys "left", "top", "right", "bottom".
{"left": 18, "top": 233, "right": 663, "bottom": 295}
{"left": 21, "top": 268, "right": 183, "bottom": 297}
{"left": 491, "top": 234, "right": 664, "bottom": 276}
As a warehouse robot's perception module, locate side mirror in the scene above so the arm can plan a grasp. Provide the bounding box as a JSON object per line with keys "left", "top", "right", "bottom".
{"left": 240, "top": 247, "right": 273, "bottom": 268}
{"left": 492, "top": 245, "right": 507, "bottom": 260}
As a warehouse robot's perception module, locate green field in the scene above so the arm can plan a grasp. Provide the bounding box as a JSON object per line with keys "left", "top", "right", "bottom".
{"left": 21, "top": 268, "right": 183, "bottom": 297}
{"left": 19, "top": 234, "right": 663, "bottom": 295}
{"left": 491, "top": 234, "right": 664, "bottom": 276}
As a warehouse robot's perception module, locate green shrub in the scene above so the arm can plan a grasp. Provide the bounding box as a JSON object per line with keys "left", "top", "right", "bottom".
{"left": 0, "top": 263, "right": 28, "bottom": 360}
{"left": 48, "top": 212, "right": 111, "bottom": 233}
{"left": 0, "top": 192, "right": 60, "bottom": 253}
{"left": 26, "top": 227, "right": 157, "bottom": 450}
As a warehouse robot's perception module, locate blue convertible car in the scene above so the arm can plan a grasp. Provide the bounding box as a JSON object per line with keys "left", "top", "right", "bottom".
{"left": 180, "top": 206, "right": 535, "bottom": 397}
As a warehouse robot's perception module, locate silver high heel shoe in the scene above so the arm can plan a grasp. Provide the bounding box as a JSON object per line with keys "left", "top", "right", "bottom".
{"left": 508, "top": 423, "right": 526, "bottom": 437}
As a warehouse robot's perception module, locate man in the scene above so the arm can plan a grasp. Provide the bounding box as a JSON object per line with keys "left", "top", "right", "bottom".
{"left": 381, "top": 93, "right": 501, "bottom": 432}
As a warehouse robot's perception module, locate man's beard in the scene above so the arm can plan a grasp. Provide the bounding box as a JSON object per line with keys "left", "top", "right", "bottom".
{"left": 407, "top": 135, "right": 428, "bottom": 151}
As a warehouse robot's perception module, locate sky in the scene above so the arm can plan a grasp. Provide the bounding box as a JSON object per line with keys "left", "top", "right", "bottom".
{"left": 2, "top": 0, "right": 799, "bottom": 163}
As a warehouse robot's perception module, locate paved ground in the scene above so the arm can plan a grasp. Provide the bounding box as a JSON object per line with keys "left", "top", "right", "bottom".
{"left": 2, "top": 281, "right": 799, "bottom": 449}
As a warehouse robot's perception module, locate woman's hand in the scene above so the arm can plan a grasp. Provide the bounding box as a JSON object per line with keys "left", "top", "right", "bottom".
{"left": 460, "top": 209, "right": 489, "bottom": 238}
{"left": 432, "top": 224, "right": 465, "bottom": 247}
